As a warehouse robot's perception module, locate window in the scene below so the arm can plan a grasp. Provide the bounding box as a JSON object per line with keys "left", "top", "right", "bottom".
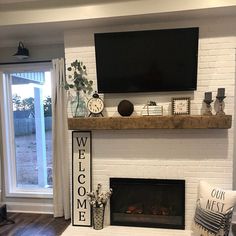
{"left": 0, "top": 64, "right": 52, "bottom": 198}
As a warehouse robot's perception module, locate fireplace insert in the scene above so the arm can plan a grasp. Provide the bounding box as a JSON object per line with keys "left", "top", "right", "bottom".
{"left": 110, "top": 178, "right": 185, "bottom": 229}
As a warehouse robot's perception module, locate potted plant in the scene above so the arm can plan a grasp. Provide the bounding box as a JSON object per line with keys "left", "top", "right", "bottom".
{"left": 87, "top": 184, "right": 112, "bottom": 230}
{"left": 65, "top": 60, "right": 93, "bottom": 117}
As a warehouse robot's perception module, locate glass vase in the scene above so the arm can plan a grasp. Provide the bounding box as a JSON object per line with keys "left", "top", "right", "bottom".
{"left": 70, "top": 91, "right": 87, "bottom": 117}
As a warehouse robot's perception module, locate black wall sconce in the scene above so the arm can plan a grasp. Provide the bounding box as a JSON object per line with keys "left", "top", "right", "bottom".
{"left": 13, "top": 41, "right": 29, "bottom": 60}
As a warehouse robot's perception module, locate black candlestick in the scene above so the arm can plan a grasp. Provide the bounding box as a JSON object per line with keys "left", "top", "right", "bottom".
{"left": 204, "top": 92, "right": 212, "bottom": 103}
{"left": 217, "top": 88, "right": 225, "bottom": 98}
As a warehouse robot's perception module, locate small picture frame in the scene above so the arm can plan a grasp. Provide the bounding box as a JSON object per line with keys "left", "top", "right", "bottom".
{"left": 172, "top": 97, "right": 190, "bottom": 115}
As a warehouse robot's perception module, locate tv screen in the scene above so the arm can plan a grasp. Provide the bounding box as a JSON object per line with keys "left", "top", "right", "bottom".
{"left": 94, "top": 27, "right": 199, "bottom": 93}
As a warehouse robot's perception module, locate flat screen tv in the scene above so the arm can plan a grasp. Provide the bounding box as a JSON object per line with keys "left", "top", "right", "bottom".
{"left": 94, "top": 27, "right": 199, "bottom": 93}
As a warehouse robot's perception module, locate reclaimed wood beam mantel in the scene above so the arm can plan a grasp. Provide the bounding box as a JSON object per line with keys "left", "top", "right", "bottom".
{"left": 67, "top": 115, "right": 232, "bottom": 130}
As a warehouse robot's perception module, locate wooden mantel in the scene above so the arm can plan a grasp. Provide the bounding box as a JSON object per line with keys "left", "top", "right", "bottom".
{"left": 67, "top": 115, "right": 232, "bottom": 130}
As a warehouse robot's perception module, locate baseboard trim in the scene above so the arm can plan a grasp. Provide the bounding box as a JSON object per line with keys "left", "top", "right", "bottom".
{"left": 3, "top": 201, "right": 53, "bottom": 214}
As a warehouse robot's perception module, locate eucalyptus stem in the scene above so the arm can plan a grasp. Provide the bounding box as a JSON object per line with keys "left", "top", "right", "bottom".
{"left": 74, "top": 91, "right": 80, "bottom": 116}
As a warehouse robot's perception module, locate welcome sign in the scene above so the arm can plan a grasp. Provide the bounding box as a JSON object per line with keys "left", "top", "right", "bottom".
{"left": 72, "top": 131, "right": 92, "bottom": 226}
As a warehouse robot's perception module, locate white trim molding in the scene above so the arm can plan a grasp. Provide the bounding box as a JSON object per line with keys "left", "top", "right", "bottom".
{"left": 4, "top": 201, "right": 53, "bottom": 214}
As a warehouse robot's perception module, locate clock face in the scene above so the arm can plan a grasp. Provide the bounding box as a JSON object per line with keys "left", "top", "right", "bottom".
{"left": 87, "top": 98, "right": 104, "bottom": 114}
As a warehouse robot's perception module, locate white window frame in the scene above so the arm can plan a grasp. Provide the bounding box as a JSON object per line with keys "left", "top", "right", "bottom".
{"left": 0, "top": 63, "right": 53, "bottom": 198}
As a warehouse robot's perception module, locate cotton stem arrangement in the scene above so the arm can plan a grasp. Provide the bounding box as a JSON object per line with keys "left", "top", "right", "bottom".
{"left": 87, "top": 184, "right": 112, "bottom": 208}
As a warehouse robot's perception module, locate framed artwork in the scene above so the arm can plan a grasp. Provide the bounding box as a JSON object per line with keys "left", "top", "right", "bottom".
{"left": 172, "top": 97, "right": 190, "bottom": 115}
{"left": 72, "top": 131, "right": 92, "bottom": 226}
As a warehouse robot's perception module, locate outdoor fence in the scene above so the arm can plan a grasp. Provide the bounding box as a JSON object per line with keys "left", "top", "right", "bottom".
{"left": 14, "top": 117, "right": 52, "bottom": 136}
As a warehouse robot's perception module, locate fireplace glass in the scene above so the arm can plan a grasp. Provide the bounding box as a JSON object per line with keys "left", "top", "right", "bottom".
{"left": 110, "top": 178, "right": 185, "bottom": 229}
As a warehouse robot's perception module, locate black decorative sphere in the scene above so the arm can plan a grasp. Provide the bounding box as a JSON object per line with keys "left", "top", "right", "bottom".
{"left": 117, "top": 100, "right": 134, "bottom": 116}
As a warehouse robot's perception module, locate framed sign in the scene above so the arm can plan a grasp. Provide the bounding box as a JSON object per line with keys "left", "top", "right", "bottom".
{"left": 172, "top": 97, "right": 190, "bottom": 115}
{"left": 72, "top": 131, "right": 92, "bottom": 226}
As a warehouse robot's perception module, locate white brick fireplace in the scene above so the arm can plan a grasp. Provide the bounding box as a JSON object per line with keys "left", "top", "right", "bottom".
{"left": 64, "top": 16, "right": 236, "bottom": 235}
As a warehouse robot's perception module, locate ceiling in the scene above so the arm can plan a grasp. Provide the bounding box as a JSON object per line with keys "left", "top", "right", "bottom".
{"left": 0, "top": 0, "right": 133, "bottom": 47}
{"left": 0, "top": 0, "right": 124, "bottom": 11}
{"left": 0, "top": 0, "right": 41, "bottom": 4}
{"left": 0, "top": 16, "right": 133, "bottom": 48}
{"left": 0, "top": 1, "right": 236, "bottom": 48}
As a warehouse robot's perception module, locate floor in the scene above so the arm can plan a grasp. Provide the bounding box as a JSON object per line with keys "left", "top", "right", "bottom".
{"left": 0, "top": 212, "right": 235, "bottom": 236}
{"left": 0, "top": 213, "right": 70, "bottom": 236}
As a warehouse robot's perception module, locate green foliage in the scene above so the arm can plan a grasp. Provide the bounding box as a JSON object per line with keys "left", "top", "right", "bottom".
{"left": 12, "top": 94, "right": 52, "bottom": 117}
{"left": 43, "top": 96, "right": 52, "bottom": 117}
{"left": 12, "top": 94, "right": 22, "bottom": 110}
{"left": 21, "top": 97, "right": 34, "bottom": 111}
{"left": 65, "top": 60, "right": 93, "bottom": 94}
{"left": 12, "top": 94, "right": 35, "bottom": 112}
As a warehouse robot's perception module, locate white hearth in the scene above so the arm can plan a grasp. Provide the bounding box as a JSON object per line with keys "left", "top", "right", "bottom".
{"left": 62, "top": 225, "right": 193, "bottom": 236}
{"left": 62, "top": 225, "right": 236, "bottom": 236}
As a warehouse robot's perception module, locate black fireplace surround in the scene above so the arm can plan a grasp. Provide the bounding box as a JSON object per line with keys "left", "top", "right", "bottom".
{"left": 110, "top": 178, "right": 185, "bottom": 229}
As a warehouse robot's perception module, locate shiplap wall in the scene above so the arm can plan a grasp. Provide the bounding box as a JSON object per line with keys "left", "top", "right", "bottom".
{"left": 64, "top": 16, "right": 236, "bottom": 233}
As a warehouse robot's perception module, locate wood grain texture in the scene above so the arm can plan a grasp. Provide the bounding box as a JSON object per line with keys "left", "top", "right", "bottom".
{"left": 68, "top": 115, "right": 232, "bottom": 130}
{"left": 0, "top": 213, "right": 70, "bottom": 236}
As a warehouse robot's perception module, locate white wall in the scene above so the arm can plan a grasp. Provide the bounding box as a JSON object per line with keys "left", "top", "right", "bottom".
{"left": 64, "top": 15, "right": 236, "bottom": 231}
{"left": 0, "top": 43, "right": 64, "bottom": 63}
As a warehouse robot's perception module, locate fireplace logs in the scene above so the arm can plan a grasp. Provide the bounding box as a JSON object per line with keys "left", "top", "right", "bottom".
{"left": 126, "top": 204, "right": 143, "bottom": 214}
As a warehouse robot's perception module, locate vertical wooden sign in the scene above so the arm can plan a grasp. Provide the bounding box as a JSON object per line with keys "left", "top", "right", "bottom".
{"left": 72, "top": 131, "right": 92, "bottom": 226}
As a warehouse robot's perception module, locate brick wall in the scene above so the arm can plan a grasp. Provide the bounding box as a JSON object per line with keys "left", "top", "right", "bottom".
{"left": 64, "top": 16, "right": 236, "bottom": 232}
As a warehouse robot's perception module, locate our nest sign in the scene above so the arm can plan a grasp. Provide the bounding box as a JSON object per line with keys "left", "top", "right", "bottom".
{"left": 72, "top": 131, "right": 92, "bottom": 226}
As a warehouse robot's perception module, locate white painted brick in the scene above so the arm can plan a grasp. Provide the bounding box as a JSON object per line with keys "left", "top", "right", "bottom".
{"left": 64, "top": 18, "right": 236, "bottom": 234}
{"left": 206, "top": 37, "right": 235, "bottom": 43}
{"left": 200, "top": 42, "right": 236, "bottom": 50}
